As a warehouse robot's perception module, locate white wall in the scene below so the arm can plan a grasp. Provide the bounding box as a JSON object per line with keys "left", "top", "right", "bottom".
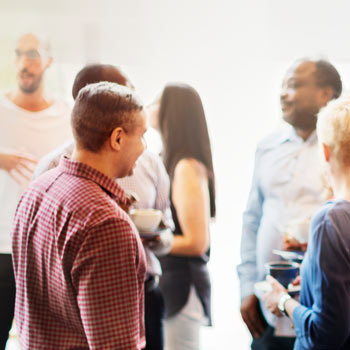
{"left": 2, "top": 1, "right": 350, "bottom": 348}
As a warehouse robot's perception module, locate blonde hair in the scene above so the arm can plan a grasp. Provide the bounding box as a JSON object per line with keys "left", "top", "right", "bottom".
{"left": 317, "top": 96, "right": 350, "bottom": 166}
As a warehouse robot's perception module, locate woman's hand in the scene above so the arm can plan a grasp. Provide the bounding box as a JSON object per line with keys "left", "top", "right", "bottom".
{"left": 292, "top": 275, "right": 301, "bottom": 286}
{"left": 261, "top": 276, "right": 288, "bottom": 317}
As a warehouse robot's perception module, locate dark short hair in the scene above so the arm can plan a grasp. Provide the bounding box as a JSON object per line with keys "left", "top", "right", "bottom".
{"left": 314, "top": 60, "right": 342, "bottom": 99}
{"left": 159, "top": 83, "right": 216, "bottom": 217}
{"left": 71, "top": 82, "right": 143, "bottom": 152}
{"left": 72, "top": 64, "right": 134, "bottom": 99}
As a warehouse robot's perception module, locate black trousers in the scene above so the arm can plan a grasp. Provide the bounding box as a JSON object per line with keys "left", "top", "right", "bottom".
{"left": 251, "top": 325, "right": 295, "bottom": 350}
{"left": 0, "top": 254, "right": 15, "bottom": 350}
{"left": 145, "top": 285, "right": 165, "bottom": 350}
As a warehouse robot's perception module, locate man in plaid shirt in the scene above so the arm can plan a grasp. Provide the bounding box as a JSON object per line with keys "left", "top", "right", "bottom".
{"left": 12, "top": 82, "right": 147, "bottom": 349}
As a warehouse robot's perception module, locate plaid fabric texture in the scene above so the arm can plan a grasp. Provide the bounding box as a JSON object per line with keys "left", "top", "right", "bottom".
{"left": 12, "top": 156, "right": 146, "bottom": 349}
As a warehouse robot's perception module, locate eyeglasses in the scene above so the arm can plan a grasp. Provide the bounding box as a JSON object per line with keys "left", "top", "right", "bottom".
{"left": 15, "top": 49, "right": 41, "bottom": 61}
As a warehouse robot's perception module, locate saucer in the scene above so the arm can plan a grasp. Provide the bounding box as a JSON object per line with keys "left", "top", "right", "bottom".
{"left": 272, "top": 249, "right": 305, "bottom": 263}
{"left": 254, "top": 280, "right": 301, "bottom": 297}
{"left": 139, "top": 228, "right": 168, "bottom": 239}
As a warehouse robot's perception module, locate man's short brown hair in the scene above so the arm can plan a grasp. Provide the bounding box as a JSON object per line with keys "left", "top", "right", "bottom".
{"left": 71, "top": 82, "right": 143, "bottom": 152}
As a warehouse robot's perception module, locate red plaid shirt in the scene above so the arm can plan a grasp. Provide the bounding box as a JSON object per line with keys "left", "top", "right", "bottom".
{"left": 12, "top": 157, "right": 146, "bottom": 349}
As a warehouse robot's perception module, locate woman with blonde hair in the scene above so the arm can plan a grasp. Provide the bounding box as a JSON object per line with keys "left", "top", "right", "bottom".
{"left": 148, "top": 83, "right": 215, "bottom": 350}
{"left": 262, "top": 96, "right": 350, "bottom": 350}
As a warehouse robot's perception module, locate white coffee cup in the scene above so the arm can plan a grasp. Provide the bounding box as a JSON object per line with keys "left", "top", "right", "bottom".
{"left": 129, "top": 208, "right": 162, "bottom": 232}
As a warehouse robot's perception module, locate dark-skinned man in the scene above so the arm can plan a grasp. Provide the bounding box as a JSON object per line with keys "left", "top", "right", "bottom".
{"left": 237, "top": 59, "right": 342, "bottom": 349}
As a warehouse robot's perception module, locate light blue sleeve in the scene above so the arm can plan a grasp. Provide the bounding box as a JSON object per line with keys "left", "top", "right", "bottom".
{"left": 32, "top": 139, "right": 74, "bottom": 180}
{"left": 237, "top": 147, "right": 264, "bottom": 300}
{"left": 152, "top": 153, "right": 174, "bottom": 256}
{"left": 153, "top": 154, "right": 174, "bottom": 231}
{"left": 293, "top": 218, "right": 350, "bottom": 349}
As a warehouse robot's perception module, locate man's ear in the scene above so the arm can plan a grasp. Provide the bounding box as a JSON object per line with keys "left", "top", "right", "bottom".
{"left": 110, "top": 127, "right": 123, "bottom": 151}
{"left": 322, "top": 143, "right": 331, "bottom": 162}
{"left": 320, "top": 86, "right": 336, "bottom": 105}
{"left": 44, "top": 55, "right": 53, "bottom": 70}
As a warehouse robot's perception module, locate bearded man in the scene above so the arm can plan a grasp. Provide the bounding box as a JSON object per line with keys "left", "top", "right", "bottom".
{"left": 0, "top": 33, "right": 71, "bottom": 348}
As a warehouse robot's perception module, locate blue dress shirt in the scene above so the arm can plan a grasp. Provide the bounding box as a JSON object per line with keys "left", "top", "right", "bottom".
{"left": 238, "top": 126, "right": 328, "bottom": 329}
{"left": 293, "top": 200, "right": 350, "bottom": 349}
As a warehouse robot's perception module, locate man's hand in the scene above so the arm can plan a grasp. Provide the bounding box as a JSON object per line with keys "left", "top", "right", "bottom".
{"left": 262, "top": 276, "right": 288, "bottom": 317}
{"left": 142, "top": 228, "right": 174, "bottom": 256}
{"left": 120, "top": 191, "right": 139, "bottom": 213}
{"left": 0, "top": 151, "right": 38, "bottom": 185}
{"left": 240, "top": 294, "right": 266, "bottom": 338}
{"left": 141, "top": 235, "right": 160, "bottom": 247}
{"left": 283, "top": 234, "right": 307, "bottom": 251}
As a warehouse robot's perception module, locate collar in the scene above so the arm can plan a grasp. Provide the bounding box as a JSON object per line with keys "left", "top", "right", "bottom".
{"left": 279, "top": 125, "right": 317, "bottom": 145}
{"left": 58, "top": 156, "right": 128, "bottom": 205}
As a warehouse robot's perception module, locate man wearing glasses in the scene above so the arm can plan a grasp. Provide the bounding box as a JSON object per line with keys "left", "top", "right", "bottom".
{"left": 0, "top": 33, "right": 71, "bottom": 348}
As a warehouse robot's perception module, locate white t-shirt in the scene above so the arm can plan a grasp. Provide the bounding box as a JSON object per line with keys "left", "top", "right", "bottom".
{"left": 0, "top": 93, "right": 72, "bottom": 253}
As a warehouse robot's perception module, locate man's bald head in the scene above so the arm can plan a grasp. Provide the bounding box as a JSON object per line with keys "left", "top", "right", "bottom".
{"left": 280, "top": 58, "right": 342, "bottom": 131}
{"left": 72, "top": 64, "right": 134, "bottom": 100}
{"left": 16, "top": 33, "right": 51, "bottom": 54}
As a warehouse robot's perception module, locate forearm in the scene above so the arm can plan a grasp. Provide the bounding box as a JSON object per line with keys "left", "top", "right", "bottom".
{"left": 285, "top": 297, "right": 300, "bottom": 322}
{"left": 0, "top": 151, "right": 15, "bottom": 170}
{"left": 0, "top": 152, "right": 7, "bottom": 168}
{"left": 170, "top": 233, "right": 208, "bottom": 256}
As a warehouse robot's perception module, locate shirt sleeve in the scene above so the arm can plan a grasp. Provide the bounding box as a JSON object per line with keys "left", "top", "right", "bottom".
{"left": 71, "top": 218, "right": 145, "bottom": 350}
{"left": 32, "top": 140, "right": 74, "bottom": 180}
{"left": 293, "top": 218, "right": 350, "bottom": 349}
{"left": 237, "top": 147, "right": 264, "bottom": 300}
{"left": 154, "top": 155, "right": 174, "bottom": 229}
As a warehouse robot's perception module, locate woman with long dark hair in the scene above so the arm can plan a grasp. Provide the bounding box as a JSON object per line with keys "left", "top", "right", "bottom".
{"left": 148, "top": 83, "right": 216, "bottom": 350}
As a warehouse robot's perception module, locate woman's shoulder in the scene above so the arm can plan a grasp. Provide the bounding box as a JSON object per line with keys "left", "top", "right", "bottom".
{"left": 311, "top": 200, "right": 350, "bottom": 241}
{"left": 313, "top": 200, "right": 350, "bottom": 221}
{"left": 172, "top": 158, "right": 208, "bottom": 191}
{"left": 174, "top": 158, "right": 207, "bottom": 178}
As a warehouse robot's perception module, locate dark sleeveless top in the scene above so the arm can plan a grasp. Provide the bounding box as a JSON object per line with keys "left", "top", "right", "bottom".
{"left": 158, "top": 200, "right": 212, "bottom": 325}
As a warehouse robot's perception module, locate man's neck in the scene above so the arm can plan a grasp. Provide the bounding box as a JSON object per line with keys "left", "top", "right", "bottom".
{"left": 294, "top": 127, "right": 315, "bottom": 141}
{"left": 71, "top": 147, "right": 117, "bottom": 179}
{"left": 7, "top": 87, "right": 53, "bottom": 112}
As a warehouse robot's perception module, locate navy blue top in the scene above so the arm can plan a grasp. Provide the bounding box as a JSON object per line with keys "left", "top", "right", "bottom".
{"left": 159, "top": 200, "right": 211, "bottom": 324}
{"left": 293, "top": 200, "right": 350, "bottom": 350}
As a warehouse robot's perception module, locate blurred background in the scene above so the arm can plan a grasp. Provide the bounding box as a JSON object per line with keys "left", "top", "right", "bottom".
{"left": 1, "top": 0, "right": 350, "bottom": 348}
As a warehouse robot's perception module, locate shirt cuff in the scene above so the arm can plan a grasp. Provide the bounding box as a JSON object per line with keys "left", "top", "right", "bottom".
{"left": 150, "top": 228, "right": 174, "bottom": 256}
{"left": 292, "top": 304, "right": 311, "bottom": 339}
{"left": 240, "top": 280, "right": 256, "bottom": 301}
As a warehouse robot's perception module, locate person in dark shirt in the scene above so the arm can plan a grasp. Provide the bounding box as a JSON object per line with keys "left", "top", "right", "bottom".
{"left": 148, "top": 83, "right": 216, "bottom": 350}
{"left": 262, "top": 96, "right": 350, "bottom": 350}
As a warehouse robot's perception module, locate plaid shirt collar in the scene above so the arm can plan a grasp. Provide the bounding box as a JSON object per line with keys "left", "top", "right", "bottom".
{"left": 58, "top": 156, "right": 128, "bottom": 205}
